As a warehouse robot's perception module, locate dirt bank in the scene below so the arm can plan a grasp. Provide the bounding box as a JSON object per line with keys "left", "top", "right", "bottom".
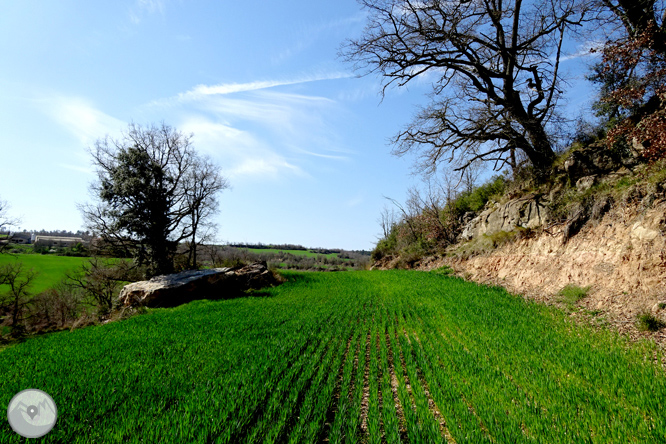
{"left": 380, "top": 198, "right": 666, "bottom": 345}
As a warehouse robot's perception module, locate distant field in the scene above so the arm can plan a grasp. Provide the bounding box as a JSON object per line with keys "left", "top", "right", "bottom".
{"left": 1, "top": 270, "right": 664, "bottom": 443}
{"left": 242, "top": 248, "right": 342, "bottom": 259}
{"left": 0, "top": 254, "right": 89, "bottom": 295}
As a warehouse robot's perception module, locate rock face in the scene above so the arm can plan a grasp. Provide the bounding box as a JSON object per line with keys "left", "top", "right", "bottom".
{"left": 460, "top": 194, "right": 549, "bottom": 241}
{"left": 562, "top": 143, "right": 629, "bottom": 181}
{"left": 419, "top": 199, "right": 666, "bottom": 332}
{"left": 118, "top": 261, "right": 278, "bottom": 308}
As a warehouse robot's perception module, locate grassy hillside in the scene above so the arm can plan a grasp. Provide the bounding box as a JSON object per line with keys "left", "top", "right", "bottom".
{"left": 1, "top": 270, "right": 664, "bottom": 443}
{"left": 0, "top": 254, "right": 89, "bottom": 295}
{"left": 242, "top": 248, "right": 342, "bottom": 259}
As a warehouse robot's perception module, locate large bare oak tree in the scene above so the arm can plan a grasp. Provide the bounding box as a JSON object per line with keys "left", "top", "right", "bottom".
{"left": 343, "top": 0, "right": 591, "bottom": 178}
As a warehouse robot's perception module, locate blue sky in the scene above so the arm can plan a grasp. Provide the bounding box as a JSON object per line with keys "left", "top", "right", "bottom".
{"left": 0, "top": 1, "right": 599, "bottom": 250}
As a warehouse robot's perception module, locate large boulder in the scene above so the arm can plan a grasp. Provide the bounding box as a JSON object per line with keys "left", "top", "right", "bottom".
{"left": 117, "top": 261, "right": 278, "bottom": 308}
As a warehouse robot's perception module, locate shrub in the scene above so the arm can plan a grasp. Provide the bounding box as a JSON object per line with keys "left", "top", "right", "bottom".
{"left": 214, "top": 257, "right": 247, "bottom": 269}
{"left": 487, "top": 228, "right": 527, "bottom": 247}
{"left": 636, "top": 311, "right": 665, "bottom": 332}
{"left": 432, "top": 265, "right": 454, "bottom": 276}
{"left": 371, "top": 230, "right": 398, "bottom": 261}
{"left": 557, "top": 284, "right": 591, "bottom": 304}
{"left": 29, "top": 283, "right": 85, "bottom": 330}
{"left": 64, "top": 258, "right": 144, "bottom": 318}
{"left": 448, "top": 175, "right": 507, "bottom": 215}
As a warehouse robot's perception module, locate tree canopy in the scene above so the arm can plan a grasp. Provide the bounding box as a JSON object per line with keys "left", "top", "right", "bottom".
{"left": 590, "top": 0, "right": 666, "bottom": 159}
{"left": 80, "top": 123, "right": 229, "bottom": 276}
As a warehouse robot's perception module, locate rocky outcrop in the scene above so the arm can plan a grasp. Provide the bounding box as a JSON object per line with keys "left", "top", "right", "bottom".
{"left": 421, "top": 199, "right": 666, "bottom": 334}
{"left": 117, "top": 261, "right": 279, "bottom": 308}
{"left": 460, "top": 194, "right": 549, "bottom": 241}
{"left": 562, "top": 143, "right": 631, "bottom": 181}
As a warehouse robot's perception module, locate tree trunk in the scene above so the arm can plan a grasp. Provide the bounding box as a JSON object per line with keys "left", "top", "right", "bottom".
{"left": 506, "top": 96, "right": 557, "bottom": 178}
{"left": 525, "top": 130, "right": 557, "bottom": 177}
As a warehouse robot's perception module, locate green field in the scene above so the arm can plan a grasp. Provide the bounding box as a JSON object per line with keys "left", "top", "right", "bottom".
{"left": 0, "top": 254, "right": 89, "bottom": 295}
{"left": 1, "top": 270, "right": 665, "bottom": 443}
{"left": 243, "top": 248, "right": 342, "bottom": 259}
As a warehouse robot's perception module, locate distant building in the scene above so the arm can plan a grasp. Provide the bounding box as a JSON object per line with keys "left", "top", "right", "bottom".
{"left": 33, "top": 236, "right": 86, "bottom": 248}
{"left": 8, "top": 232, "right": 32, "bottom": 244}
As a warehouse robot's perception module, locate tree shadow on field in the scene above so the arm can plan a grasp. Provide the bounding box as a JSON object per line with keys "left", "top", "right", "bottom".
{"left": 147, "top": 286, "right": 276, "bottom": 308}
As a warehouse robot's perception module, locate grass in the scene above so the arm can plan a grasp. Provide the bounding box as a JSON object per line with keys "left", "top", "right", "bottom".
{"left": 557, "top": 283, "right": 591, "bottom": 305}
{"left": 431, "top": 265, "right": 454, "bottom": 275}
{"left": 447, "top": 228, "right": 528, "bottom": 258}
{"left": 242, "top": 248, "right": 342, "bottom": 259}
{"left": 637, "top": 311, "right": 666, "bottom": 332}
{"left": 0, "top": 254, "right": 89, "bottom": 295}
{"left": 0, "top": 270, "right": 665, "bottom": 443}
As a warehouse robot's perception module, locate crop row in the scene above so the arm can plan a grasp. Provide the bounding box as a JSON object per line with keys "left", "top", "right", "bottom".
{"left": 1, "top": 271, "right": 665, "bottom": 443}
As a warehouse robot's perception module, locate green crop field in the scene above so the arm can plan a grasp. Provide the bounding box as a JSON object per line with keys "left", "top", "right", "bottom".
{"left": 1, "top": 270, "right": 665, "bottom": 443}
{"left": 243, "top": 248, "right": 342, "bottom": 259}
{"left": 0, "top": 254, "right": 89, "bottom": 295}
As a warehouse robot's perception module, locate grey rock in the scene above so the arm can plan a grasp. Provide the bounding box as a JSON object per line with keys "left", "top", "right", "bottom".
{"left": 562, "top": 208, "right": 588, "bottom": 244}
{"left": 118, "top": 261, "right": 277, "bottom": 308}
{"left": 591, "top": 196, "right": 613, "bottom": 221}
{"left": 459, "top": 194, "right": 548, "bottom": 241}
{"left": 564, "top": 144, "right": 627, "bottom": 182}
{"left": 576, "top": 175, "right": 597, "bottom": 192}
{"left": 641, "top": 193, "right": 657, "bottom": 209}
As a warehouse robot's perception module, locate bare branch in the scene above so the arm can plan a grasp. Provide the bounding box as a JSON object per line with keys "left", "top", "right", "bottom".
{"left": 344, "top": 0, "right": 592, "bottom": 178}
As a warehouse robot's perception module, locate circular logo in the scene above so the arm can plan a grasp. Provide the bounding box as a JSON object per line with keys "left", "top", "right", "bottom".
{"left": 7, "top": 389, "right": 58, "bottom": 438}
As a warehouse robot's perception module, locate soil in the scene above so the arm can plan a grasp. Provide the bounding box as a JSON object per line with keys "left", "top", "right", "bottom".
{"left": 376, "top": 198, "right": 666, "bottom": 352}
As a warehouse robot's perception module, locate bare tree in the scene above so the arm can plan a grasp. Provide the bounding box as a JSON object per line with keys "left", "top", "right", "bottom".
{"left": 30, "top": 282, "right": 84, "bottom": 330}
{"left": 343, "top": 0, "right": 591, "bottom": 179}
{"left": 182, "top": 155, "right": 229, "bottom": 269}
{"left": 0, "top": 198, "right": 20, "bottom": 254}
{"left": 80, "top": 123, "right": 229, "bottom": 276}
{"left": 64, "top": 257, "right": 145, "bottom": 316}
{"left": 384, "top": 195, "right": 420, "bottom": 242}
{"left": 378, "top": 205, "right": 398, "bottom": 239}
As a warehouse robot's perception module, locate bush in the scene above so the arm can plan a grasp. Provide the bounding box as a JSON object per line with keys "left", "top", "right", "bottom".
{"left": 64, "top": 258, "right": 144, "bottom": 318}
{"left": 557, "top": 284, "right": 591, "bottom": 304}
{"left": 449, "top": 175, "right": 507, "bottom": 215}
{"left": 29, "top": 283, "right": 85, "bottom": 330}
{"left": 372, "top": 231, "right": 398, "bottom": 261}
{"left": 636, "top": 311, "right": 665, "bottom": 332}
{"left": 432, "top": 265, "right": 454, "bottom": 276}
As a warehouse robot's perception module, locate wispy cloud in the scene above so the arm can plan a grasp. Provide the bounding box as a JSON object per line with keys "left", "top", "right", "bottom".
{"left": 178, "top": 116, "right": 307, "bottom": 181}
{"left": 129, "top": 0, "right": 165, "bottom": 24}
{"left": 174, "top": 72, "right": 352, "bottom": 102}
{"left": 345, "top": 193, "right": 365, "bottom": 207}
{"left": 271, "top": 13, "right": 367, "bottom": 65}
{"left": 40, "top": 70, "right": 354, "bottom": 183}
{"left": 144, "top": 72, "right": 354, "bottom": 181}
{"left": 555, "top": 41, "right": 605, "bottom": 63}
{"left": 43, "top": 96, "right": 125, "bottom": 145}
{"left": 58, "top": 163, "right": 94, "bottom": 175}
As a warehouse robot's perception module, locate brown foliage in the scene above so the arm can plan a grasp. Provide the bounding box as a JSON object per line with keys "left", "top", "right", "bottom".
{"left": 597, "top": 22, "right": 666, "bottom": 160}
